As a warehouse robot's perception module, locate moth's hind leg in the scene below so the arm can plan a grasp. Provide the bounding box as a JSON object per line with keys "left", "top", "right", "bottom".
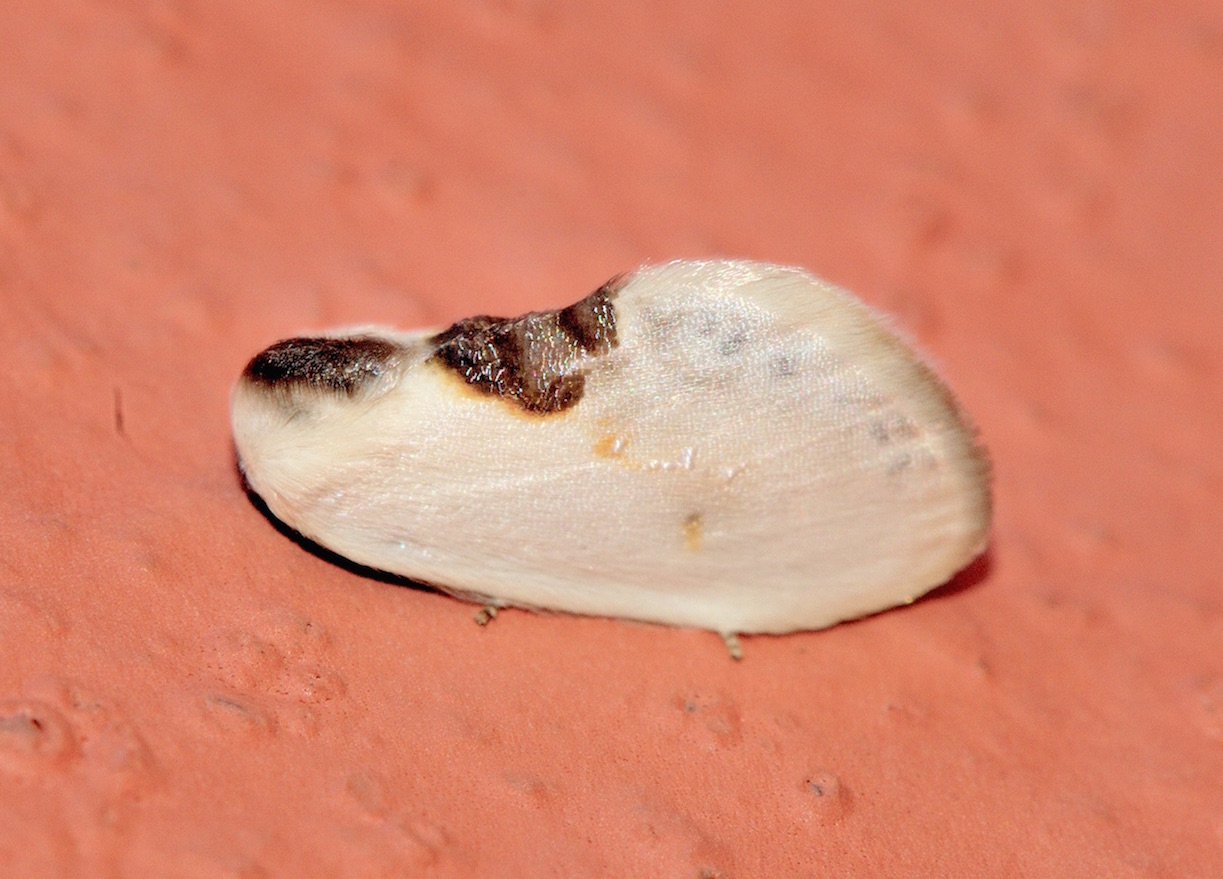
{"left": 720, "top": 631, "right": 744, "bottom": 661}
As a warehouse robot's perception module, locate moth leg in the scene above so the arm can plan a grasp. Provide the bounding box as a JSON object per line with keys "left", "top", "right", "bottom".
{"left": 720, "top": 632, "right": 744, "bottom": 661}
{"left": 473, "top": 605, "right": 500, "bottom": 626}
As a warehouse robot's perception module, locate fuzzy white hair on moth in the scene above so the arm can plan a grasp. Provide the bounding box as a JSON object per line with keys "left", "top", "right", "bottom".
{"left": 231, "top": 259, "right": 991, "bottom": 645}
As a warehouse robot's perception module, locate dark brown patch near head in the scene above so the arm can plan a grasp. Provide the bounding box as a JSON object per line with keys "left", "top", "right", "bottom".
{"left": 429, "top": 279, "right": 620, "bottom": 414}
{"left": 243, "top": 336, "right": 400, "bottom": 396}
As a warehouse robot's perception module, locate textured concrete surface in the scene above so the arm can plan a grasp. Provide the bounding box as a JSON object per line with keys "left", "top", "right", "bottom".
{"left": 2, "top": 1, "right": 1221, "bottom": 876}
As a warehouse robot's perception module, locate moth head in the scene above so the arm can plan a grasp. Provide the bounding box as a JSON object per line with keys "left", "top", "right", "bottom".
{"left": 231, "top": 331, "right": 417, "bottom": 515}
{"left": 241, "top": 335, "right": 403, "bottom": 399}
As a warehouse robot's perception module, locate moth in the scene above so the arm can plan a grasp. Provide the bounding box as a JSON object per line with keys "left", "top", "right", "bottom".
{"left": 232, "top": 259, "right": 990, "bottom": 641}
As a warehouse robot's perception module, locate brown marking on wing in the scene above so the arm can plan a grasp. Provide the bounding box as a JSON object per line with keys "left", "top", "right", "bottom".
{"left": 683, "top": 512, "right": 704, "bottom": 551}
{"left": 429, "top": 278, "right": 621, "bottom": 414}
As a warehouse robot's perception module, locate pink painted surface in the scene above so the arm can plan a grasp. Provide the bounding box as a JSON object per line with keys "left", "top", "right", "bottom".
{"left": 2, "top": 1, "right": 1221, "bottom": 875}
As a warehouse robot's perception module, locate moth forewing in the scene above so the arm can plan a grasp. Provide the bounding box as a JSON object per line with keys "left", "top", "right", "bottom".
{"left": 232, "top": 259, "right": 990, "bottom": 635}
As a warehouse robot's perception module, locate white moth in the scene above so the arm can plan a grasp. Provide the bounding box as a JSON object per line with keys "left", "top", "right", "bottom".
{"left": 232, "top": 259, "right": 990, "bottom": 638}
